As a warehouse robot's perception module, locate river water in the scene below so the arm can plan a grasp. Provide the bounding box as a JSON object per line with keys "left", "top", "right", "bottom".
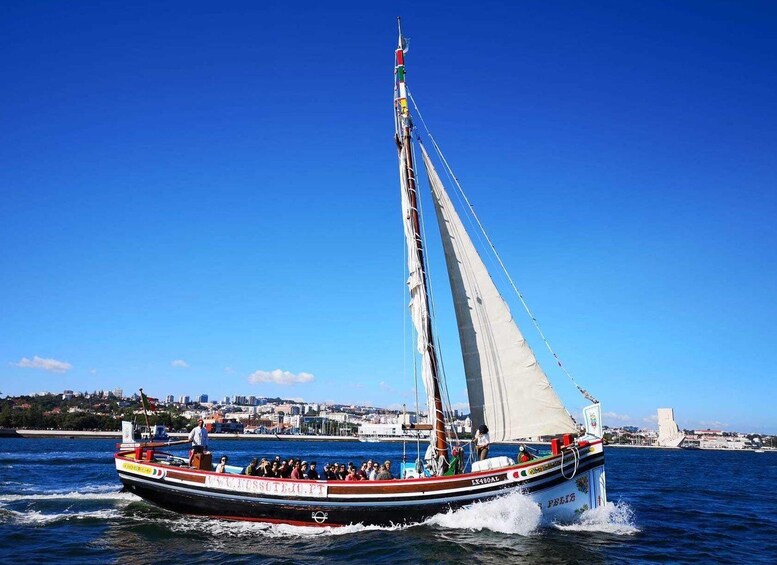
{"left": 1, "top": 438, "right": 775, "bottom": 563}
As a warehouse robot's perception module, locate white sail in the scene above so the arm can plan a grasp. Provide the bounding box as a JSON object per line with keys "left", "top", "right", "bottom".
{"left": 398, "top": 151, "right": 443, "bottom": 443}
{"left": 420, "top": 144, "right": 578, "bottom": 441}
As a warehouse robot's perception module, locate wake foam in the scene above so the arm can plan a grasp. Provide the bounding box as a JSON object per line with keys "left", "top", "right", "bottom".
{"left": 3, "top": 508, "right": 124, "bottom": 525}
{"left": 426, "top": 491, "right": 542, "bottom": 536}
{"left": 0, "top": 491, "right": 137, "bottom": 503}
{"left": 160, "top": 515, "right": 408, "bottom": 538}
{"left": 554, "top": 501, "right": 639, "bottom": 535}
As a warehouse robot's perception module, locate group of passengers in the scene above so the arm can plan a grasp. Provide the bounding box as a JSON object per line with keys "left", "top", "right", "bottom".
{"left": 240, "top": 456, "right": 394, "bottom": 480}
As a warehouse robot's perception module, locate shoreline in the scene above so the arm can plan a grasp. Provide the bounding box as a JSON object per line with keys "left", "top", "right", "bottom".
{"left": 3, "top": 429, "right": 773, "bottom": 452}
{"left": 2, "top": 429, "right": 363, "bottom": 441}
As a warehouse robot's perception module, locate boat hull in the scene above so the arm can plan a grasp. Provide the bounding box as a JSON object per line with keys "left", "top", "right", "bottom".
{"left": 116, "top": 441, "right": 605, "bottom": 526}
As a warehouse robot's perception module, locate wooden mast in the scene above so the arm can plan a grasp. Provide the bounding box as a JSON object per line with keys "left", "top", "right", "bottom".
{"left": 394, "top": 19, "right": 448, "bottom": 457}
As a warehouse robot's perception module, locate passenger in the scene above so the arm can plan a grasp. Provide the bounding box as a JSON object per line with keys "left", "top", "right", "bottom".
{"left": 244, "top": 457, "right": 259, "bottom": 476}
{"left": 267, "top": 461, "right": 279, "bottom": 478}
{"left": 187, "top": 419, "right": 209, "bottom": 467}
{"left": 290, "top": 461, "right": 303, "bottom": 480}
{"left": 369, "top": 462, "right": 379, "bottom": 480}
{"left": 337, "top": 464, "right": 347, "bottom": 480}
{"left": 518, "top": 444, "right": 534, "bottom": 463}
{"left": 256, "top": 458, "right": 269, "bottom": 477}
{"left": 345, "top": 467, "right": 360, "bottom": 481}
{"left": 474, "top": 424, "right": 490, "bottom": 461}
{"left": 358, "top": 462, "right": 369, "bottom": 480}
{"left": 449, "top": 446, "right": 464, "bottom": 475}
{"left": 215, "top": 455, "right": 228, "bottom": 473}
{"left": 278, "top": 460, "right": 291, "bottom": 478}
{"left": 324, "top": 464, "right": 336, "bottom": 480}
{"left": 307, "top": 461, "right": 320, "bottom": 480}
{"left": 435, "top": 449, "right": 449, "bottom": 476}
{"left": 376, "top": 462, "right": 393, "bottom": 480}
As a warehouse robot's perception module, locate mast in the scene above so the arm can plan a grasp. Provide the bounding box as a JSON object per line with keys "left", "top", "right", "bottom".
{"left": 394, "top": 19, "right": 448, "bottom": 456}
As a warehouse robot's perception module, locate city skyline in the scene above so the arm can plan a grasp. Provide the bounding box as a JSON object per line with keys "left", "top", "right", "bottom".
{"left": 7, "top": 386, "right": 774, "bottom": 436}
{"left": 2, "top": 2, "right": 776, "bottom": 434}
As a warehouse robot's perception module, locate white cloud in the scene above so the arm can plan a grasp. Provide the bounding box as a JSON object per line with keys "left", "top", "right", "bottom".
{"left": 379, "top": 381, "right": 394, "bottom": 392}
{"left": 604, "top": 411, "right": 633, "bottom": 423}
{"left": 248, "top": 369, "right": 315, "bottom": 386}
{"left": 12, "top": 356, "right": 72, "bottom": 373}
{"left": 171, "top": 359, "right": 190, "bottom": 368}
{"left": 90, "top": 368, "right": 98, "bottom": 375}
{"left": 697, "top": 420, "right": 729, "bottom": 430}
{"left": 450, "top": 402, "right": 470, "bottom": 413}
{"left": 224, "top": 366, "right": 234, "bottom": 373}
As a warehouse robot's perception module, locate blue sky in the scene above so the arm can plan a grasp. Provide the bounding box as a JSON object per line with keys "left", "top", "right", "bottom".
{"left": 2, "top": 1, "right": 775, "bottom": 433}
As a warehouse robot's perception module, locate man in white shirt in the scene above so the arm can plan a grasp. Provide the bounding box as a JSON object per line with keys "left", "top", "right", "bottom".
{"left": 474, "top": 424, "right": 490, "bottom": 460}
{"left": 188, "top": 419, "right": 209, "bottom": 466}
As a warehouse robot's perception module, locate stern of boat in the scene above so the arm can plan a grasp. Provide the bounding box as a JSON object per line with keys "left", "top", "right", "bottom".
{"left": 524, "top": 438, "right": 606, "bottom": 522}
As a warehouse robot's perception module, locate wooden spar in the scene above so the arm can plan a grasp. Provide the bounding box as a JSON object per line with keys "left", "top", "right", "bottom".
{"left": 139, "top": 388, "right": 152, "bottom": 434}
{"left": 395, "top": 24, "right": 448, "bottom": 457}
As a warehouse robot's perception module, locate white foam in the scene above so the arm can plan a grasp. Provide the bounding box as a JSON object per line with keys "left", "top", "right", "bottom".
{"left": 6, "top": 508, "right": 123, "bottom": 525}
{"left": 554, "top": 501, "right": 639, "bottom": 535}
{"left": 159, "top": 515, "right": 407, "bottom": 539}
{"left": 0, "top": 491, "right": 138, "bottom": 503}
{"left": 426, "top": 491, "right": 542, "bottom": 536}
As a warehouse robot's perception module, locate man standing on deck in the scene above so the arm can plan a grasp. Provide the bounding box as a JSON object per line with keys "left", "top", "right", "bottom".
{"left": 474, "top": 424, "right": 490, "bottom": 460}
{"left": 188, "top": 419, "right": 209, "bottom": 466}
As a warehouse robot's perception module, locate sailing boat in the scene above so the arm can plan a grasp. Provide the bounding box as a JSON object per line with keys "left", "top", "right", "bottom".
{"left": 114, "top": 22, "right": 607, "bottom": 527}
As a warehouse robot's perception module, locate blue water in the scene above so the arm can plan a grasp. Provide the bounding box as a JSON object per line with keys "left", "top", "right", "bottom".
{"left": 1, "top": 438, "right": 775, "bottom": 563}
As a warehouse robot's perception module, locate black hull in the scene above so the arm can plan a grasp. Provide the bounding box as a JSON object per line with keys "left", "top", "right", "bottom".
{"left": 121, "top": 476, "right": 474, "bottom": 526}
{"left": 116, "top": 443, "right": 606, "bottom": 527}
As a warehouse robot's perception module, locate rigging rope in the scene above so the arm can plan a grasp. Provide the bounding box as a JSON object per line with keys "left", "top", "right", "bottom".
{"left": 408, "top": 91, "right": 598, "bottom": 405}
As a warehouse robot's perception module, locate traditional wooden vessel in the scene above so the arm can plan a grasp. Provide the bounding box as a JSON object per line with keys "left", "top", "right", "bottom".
{"left": 115, "top": 19, "right": 608, "bottom": 527}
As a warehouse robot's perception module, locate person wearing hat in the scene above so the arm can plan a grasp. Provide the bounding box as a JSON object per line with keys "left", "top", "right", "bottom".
{"left": 473, "top": 424, "right": 490, "bottom": 460}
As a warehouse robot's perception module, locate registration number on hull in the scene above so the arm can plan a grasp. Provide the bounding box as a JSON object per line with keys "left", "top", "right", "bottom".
{"left": 471, "top": 475, "right": 504, "bottom": 486}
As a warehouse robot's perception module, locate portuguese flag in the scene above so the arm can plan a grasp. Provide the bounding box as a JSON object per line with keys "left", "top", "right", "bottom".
{"left": 140, "top": 390, "right": 157, "bottom": 412}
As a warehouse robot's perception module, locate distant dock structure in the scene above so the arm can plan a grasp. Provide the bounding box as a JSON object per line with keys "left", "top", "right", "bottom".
{"left": 656, "top": 408, "right": 685, "bottom": 448}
